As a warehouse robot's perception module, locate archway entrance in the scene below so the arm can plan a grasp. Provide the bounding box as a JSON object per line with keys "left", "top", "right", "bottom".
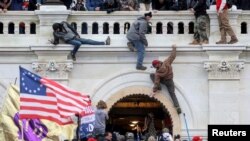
{"left": 107, "top": 94, "right": 173, "bottom": 135}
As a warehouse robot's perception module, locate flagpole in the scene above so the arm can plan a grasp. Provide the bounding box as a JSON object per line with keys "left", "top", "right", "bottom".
{"left": 183, "top": 113, "right": 191, "bottom": 141}
{"left": 22, "top": 120, "right": 24, "bottom": 141}
{"left": 14, "top": 77, "right": 17, "bottom": 85}
{"left": 77, "top": 113, "right": 80, "bottom": 141}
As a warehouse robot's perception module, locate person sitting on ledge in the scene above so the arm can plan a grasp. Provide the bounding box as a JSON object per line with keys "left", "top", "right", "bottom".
{"left": 50, "top": 21, "right": 110, "bottom": 61}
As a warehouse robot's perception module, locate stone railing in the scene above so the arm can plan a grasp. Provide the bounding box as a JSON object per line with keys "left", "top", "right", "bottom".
{"left": 0, "top": 5, "right": 249, "bottom": 46}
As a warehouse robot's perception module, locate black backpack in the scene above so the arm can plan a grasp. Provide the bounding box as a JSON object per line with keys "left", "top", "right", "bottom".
{"left": 226, "top": 0, "right": 233, "bottom": 9}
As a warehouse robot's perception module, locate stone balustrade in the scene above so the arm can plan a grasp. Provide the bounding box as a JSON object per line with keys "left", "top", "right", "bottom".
{"left": 0, "top": 5, "right": 248, "bottom": 46}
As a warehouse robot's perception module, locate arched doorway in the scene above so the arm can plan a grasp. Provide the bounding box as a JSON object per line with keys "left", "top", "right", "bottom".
{"left": 91, "top": 71, "right": 194, "bottom": 135}
{"left": 107, "top": 94, "right": 173, "bottom": 135}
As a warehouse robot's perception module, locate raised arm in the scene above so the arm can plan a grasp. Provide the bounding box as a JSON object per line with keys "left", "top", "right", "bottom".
{"left": 164, "top": 44, "right": 176, "bottom": 64}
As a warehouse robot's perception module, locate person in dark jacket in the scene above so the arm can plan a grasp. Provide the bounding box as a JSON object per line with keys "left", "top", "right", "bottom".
{"left": 150, "top": 45, "right": 181, "bottom": 114}
{"left": 126, "top": 12, "right": 152, "bottom": 70}
{"left": 10, "top": 0, "right": 22, "bottom": 10}
{"left": 51, "top": 21, "right": 110, "bottom": 61}
{"left": 103, "top": 0, "right": 120, "bottom": 13}
{"left": 189, "top": 0, "right": 209, "bottom": 45}
{"left": 86, "top": 0, "right": 104, "bottom": 11}
{"left": 60, "top": 0, "right": 73, "bottom": 9}
{"left": 152, "top": 0, "right": 171, "bottom": 10}
{"left": 72, "top": 0, "right": 86, "bottom": 11}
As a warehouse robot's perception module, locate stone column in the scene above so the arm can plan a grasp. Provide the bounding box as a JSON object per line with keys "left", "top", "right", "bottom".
{"left": 35, "top": 5, "right": 70, "bottom": 44}
{"left": 31, "top": 45, "right": 73, "bottom": 84}
{"left": 203, "top": 45, "right": 245, "bottom": 124}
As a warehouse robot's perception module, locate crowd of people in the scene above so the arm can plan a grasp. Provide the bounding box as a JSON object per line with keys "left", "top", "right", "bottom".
{"left": 1, "top": 0, "right": 250, "bottom": 12}
{"left": 82, "top": 100, "right": 201, "bottom": 141}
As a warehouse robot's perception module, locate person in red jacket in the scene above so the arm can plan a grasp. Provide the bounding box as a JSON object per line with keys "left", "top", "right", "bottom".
{"left": 150, "top": 44, "right": 181, "bottom": 114}
{"left": 216, "top": 0, "right": 238, "bottom": 44}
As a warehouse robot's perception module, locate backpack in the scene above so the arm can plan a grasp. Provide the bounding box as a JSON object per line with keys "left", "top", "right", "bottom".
{"left": 226, "top": 0, "right": 233, "bottom": 9}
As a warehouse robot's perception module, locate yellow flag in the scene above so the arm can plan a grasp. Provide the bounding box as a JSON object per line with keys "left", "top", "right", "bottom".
{"left": 0, "top": 84, "right": 77, "bottom": 141}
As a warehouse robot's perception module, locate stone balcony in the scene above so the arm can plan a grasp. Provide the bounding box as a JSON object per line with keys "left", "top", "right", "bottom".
{"left": 0, "top": 5, "right": 249, "bottom": 48}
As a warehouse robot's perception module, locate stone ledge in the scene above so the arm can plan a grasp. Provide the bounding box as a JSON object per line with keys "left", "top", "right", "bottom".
{"left": 0, "top": 44, "right": 249, "bottom": 52}
{"left": 203, "top": 45, "right": 246, "bottom": 51}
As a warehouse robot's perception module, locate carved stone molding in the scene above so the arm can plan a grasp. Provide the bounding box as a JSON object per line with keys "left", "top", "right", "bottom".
{"left": 32, "top": 60, "right": 73, "bottom": 80}
{"left": 204, "top": 61, "right": 244, "bottom": 80}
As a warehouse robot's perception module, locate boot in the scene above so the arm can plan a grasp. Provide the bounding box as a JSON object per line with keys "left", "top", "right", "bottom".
{"left": 176, "top": 107, "right": 182, "bottom": 114}
{"left": 105, "top": 36, "right": 111, "bottom": 45}
{"left": 228, "top": 36, "right": 238, "bottom": 44}
{"left": 136, "top": 66, "right": 147, "bottom": 70}
{"left": 71, "top": 52, "right": 76, "bottom": 61}
{"left": 189, "top": 39, "right": 200, "bottom": 45}
{"left": 127, "top": 42, "right": 135, "bottom": 52}
{"left": 200, "top": 40, "right": 209, "bottom": 44}
{"left": 216, "top": 40, "right": 227, "bottom": 44}
{"left": 216, "top": 28, "right": 227, "bottom": 44}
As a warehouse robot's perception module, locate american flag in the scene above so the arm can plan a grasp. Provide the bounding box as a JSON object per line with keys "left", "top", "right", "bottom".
{"left": 19, "top": 67, "right": 91, "bottom": 125}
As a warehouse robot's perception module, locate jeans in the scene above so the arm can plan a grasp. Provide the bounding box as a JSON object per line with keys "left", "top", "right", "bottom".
{"left": 67, "top": 38, "right": 105, "bottom": 55}
{"left": 36, "top": 0, "right": 45, "bottom": 4}
{"left": 129, "top": 40, "right": 145, "bottom": 68}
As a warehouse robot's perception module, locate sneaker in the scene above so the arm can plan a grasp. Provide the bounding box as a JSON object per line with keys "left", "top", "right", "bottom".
{"left": 105, "top": 36, "right": 111, "bottom": 45}
{"left": 216, "top": 40, "right": 227, "bottom": 44}
{"left": 127, "top": 42, "right": 135, "bottom": 52}
{"left": 228, "top": 38, "right": 238, "bottom": 44}
{"left": 136, "top": 66, "right": 147, "bottom": 70}
{"left": 176, "top": 107, "right": 182, "bottom": 114}
{"left": 71, "top": 52, "right": 76, "bottom": 61}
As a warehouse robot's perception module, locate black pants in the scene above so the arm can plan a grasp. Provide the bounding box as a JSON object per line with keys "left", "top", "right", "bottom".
{"left": 150, "top": 73, "right": 180, "bottom": 108}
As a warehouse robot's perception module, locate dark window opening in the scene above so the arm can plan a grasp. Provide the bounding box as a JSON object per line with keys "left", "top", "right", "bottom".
{"left": 156, "top": 22, "right": 163, "bottom": 34}
{"left": 92, "top": 23, "right": 98, "bottom": 34}
{"left": 30, "top": 23, "right": 36, "bottom": 34}
{"left": 8, "top": 23, "right": 15, "bottom": 34}
{"left": 114, "top": 23, "right": 120, "bottom": 34}
{"left": 81, "top": 23, "right": 88, "bottom": 34}
{"left": 178, "top": 22, "right": 184, "bottom": 34}
{"left": 103, "top": 23, "right": 109, "bottom": 34}
{"left": 167, "top": 22, "right": 173, "bottom": 34}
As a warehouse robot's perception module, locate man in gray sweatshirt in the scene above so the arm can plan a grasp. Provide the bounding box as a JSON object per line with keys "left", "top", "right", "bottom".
{"left": 126, "top": 12, "right": 152, "bottom": 70}
{"left": 51, "top": 21, "right": 110, "bottom": 61}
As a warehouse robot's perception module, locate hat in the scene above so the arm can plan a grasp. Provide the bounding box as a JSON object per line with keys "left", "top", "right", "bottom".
{"left": 87, "top": 137, "right": 97, "bottom": 141}
{"left": 152, "top": 60, "right": 161, "bottom": 67}
{"left": 144, "top": 12, "right": 152, "bottom": 17}
{"left": 162, "top": 128, "right": 169, "bottom": 133}
{"left": 52, "top": 23, "right": 61, "bottom": 31}
{"left": 192, "top": 136, "right": 202, "bottom": 141}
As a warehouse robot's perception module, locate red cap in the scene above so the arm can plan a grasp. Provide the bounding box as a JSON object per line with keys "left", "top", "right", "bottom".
{"left": 192, "top": 136, "right": 202, "bottom": 141}
{"left": 87, "top": 137, "right": 97, "bottom": 141}
{"left": 152, "top": 60, "right": 160, "bottom": 67}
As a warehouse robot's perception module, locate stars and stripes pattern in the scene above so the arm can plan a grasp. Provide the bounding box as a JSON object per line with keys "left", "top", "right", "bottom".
{"left": 19, "top": 67, "right": 91, "bottom": 125}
